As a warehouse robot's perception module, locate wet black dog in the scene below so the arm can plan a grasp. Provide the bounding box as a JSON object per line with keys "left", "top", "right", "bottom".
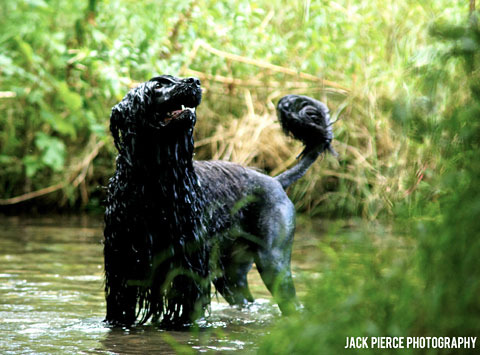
{"left": 104, "top": 75, "right": 334, "bottom": 327}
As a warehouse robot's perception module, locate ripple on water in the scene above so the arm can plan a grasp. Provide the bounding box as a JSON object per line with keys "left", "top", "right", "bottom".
{"left": 0, "top": 216, "right": 308, "bottom": 354}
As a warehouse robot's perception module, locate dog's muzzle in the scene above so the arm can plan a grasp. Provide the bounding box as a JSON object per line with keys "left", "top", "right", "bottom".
{"left": 151, "top": 76, "right": 202, "bottom": 128}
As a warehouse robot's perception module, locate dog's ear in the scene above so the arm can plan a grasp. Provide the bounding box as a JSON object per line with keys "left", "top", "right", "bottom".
{"left": 110, "top": 104, "right": 125, "bottom": 152}
{"left": 109, "top": 83, "right": 153, "bottom": 152}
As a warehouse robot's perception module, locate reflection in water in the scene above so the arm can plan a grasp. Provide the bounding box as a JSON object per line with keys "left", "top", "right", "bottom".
{"left": 100, "top": 300, "right": 278, "bottom": 354}
{"left": 0, "top": 216, "right": 296, "bottom": 354}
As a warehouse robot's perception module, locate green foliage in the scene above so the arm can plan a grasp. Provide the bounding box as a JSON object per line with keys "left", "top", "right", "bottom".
{"left": 413, "top": 13, "right": 480, "bottom": 336}
{"left": 259, "top": 9, "right": 480, "bottom": 354}
{"left": 260, "top": 224, "right": 419, "bottom": 354}
{"left": 27, "top": 132, "right": 66, "bottom": 176}
{"left": 0, "top": 0, "right": 194, "bottom": 205}
{"left": 0, "top": 0, "right": 465, "bottom": 213}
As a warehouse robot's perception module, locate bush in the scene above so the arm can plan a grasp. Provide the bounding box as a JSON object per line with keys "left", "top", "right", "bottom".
{"left": 259, "top": 9, "right": 480, "bottom": 354}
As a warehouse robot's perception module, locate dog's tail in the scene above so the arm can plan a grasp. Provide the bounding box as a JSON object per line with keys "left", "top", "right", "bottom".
{"left": 274, "top": 95, "right": 337, "bottom": 190}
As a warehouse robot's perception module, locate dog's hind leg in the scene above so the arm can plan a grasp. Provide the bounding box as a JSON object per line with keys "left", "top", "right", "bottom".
{"left": 214, "top": 246, "right": 255, "bottom": 306}
{"left": 253, "top": 197, "right": 299, "bottom": 315}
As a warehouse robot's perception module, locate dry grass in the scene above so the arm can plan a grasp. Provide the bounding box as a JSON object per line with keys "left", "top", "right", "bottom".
{"left": 178, "top": 37, "right": 423, "bottom": 218}
{"left": 195, "top": 89, "right": 292, "bottom": 170}
{"left": 191, "top": 71, "right": 412, "bottom": 218}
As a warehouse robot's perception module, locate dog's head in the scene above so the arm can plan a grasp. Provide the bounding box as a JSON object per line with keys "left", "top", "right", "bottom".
{"left": 149, "top": 75, "right": 202, "bottom": 128}
{"left": 110, "top": 75, "right": 202, "bottom": 151}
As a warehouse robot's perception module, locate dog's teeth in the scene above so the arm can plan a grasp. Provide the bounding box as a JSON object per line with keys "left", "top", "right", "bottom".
{"left": 186, "top": 107, "right": 195, "bottom": 113}
{"left": 181, "top": 105, "right": 185, "bottom": 110}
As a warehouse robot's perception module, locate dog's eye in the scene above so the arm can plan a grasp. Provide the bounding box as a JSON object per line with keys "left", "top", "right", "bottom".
{"left": 154, "top": 78, "right": 175, "bottom": 88}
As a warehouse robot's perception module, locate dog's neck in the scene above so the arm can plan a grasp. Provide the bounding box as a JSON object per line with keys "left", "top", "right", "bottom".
{"left": 126, "top": 127, "right": 205, "bottom": 220}
{"left": 121, "top": 127, "right": 195, "bottom": 174}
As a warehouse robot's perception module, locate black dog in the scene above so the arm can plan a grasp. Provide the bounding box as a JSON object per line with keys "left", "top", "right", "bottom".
{"left": 104, "top": 75, "right": 334, "bottom": 328}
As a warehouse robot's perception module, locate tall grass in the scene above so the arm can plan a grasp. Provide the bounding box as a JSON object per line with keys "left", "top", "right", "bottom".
{"left": 259, "top": 9, "right": 480, "bottom": 354}
{"left": 0, "top": 0, "right": 465, "bottom": 216}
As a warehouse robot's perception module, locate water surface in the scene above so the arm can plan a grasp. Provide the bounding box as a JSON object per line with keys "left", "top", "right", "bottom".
{"left": 0, "top": 215, "right": 328, "bottom": 354}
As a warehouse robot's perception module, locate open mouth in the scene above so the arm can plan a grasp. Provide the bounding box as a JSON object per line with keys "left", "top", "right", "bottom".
{"left": 161, "top": 105, "right": 196, "bottom": 125}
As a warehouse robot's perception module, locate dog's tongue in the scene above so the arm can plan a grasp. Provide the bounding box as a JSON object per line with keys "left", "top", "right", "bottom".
{"left": 164, "top": 106, "right": 195, "bottom": 124}
{"left": 164, "top": 109, "right": 184, "bottom": 123}
{"left": 171, "top": 109, "right": 183, "bottom": 117}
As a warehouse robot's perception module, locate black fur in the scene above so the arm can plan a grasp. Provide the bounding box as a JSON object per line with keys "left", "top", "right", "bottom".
{"left": 277, "top": 94, "right": 337, "bottom": 157}
{"left": 104, "top": 75, "right": 334, "bottom": 328}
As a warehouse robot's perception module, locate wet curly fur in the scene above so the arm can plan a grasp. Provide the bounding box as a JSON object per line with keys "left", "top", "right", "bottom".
{"left": 104, "top": 75, "right": 334, "bottom": 328}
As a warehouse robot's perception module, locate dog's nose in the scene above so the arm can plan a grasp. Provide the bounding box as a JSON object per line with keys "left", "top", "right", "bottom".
{"left": 185, "top": 77, "right": 201, "bottom": 87}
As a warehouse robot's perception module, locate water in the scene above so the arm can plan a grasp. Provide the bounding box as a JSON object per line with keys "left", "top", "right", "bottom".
{"left": 0, "top": 216, "right": 325, "bottom": 354}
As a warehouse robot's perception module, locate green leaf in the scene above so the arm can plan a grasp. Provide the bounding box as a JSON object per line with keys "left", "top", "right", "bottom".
{"left": 14, "top": 36, "right": 34, "bottom": 66}
{"left": 34, "top": 132, "right": 66, "bottom": 171}
{"left": 0, "top": 155, "right": 14, "bottom": 164}
{"left": 85, "top": 110, "right": 106, "bottom": 137}
{"left": 23, "top": 155, "right": 42, "bottom": 177}
{"left": 56, "top": 82, "right": 83, "bottom": 111}
{"left": 40, "top": 110, "right": 77, "bottom": 138}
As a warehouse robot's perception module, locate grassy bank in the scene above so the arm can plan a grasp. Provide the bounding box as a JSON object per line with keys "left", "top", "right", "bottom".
{"left": 0, "top": 1, "right": 464, "bottom": 217}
